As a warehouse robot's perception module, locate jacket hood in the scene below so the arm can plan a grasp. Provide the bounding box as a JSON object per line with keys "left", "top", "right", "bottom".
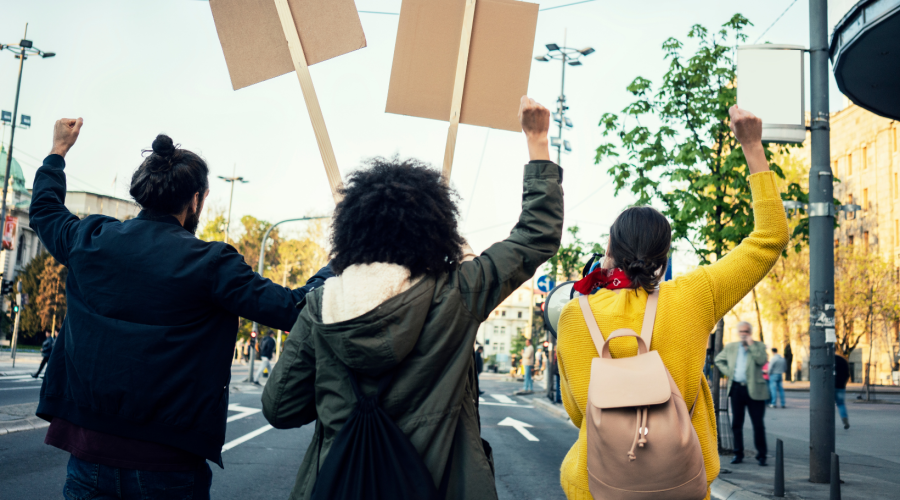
{"left": 306, "top": 263, "right": 434, "bottom": 377}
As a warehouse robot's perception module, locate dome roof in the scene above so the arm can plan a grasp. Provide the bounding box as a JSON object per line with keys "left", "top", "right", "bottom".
{"left": 0, "top": 146, "right": 29, "bottom": 195}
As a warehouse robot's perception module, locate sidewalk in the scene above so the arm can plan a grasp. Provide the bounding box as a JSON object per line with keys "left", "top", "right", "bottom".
{"left": 0, "top": 351, "right": 41, "bottom": 376}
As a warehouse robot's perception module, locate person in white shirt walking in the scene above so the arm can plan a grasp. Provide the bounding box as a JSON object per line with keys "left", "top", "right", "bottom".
{"left": 521, "top": 339, "right": 535, "bottom": 393}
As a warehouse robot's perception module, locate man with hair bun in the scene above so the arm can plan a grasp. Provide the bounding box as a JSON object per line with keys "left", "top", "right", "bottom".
{"left": 29, "top": 118, "right": 331, "bottom": 498}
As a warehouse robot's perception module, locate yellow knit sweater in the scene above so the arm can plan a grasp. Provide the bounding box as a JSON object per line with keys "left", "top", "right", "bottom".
{"left": 556, "top": 171, "right": 789, "bottom": 500}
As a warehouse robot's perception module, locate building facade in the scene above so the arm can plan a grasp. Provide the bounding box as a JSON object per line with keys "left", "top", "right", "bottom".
{"left": 476, "top": 282, "right": 535, "bottom": 370}
{"left": 789, "top": 103, "right": 900, "bottom": 384}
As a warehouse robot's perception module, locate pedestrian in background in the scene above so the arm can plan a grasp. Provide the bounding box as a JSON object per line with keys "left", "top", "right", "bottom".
{"left": 474, "top": 344, "right": 485, "bottom": 396}
{"left": 254, "top": 331, "right": 276, "bottom": 384}
{"left": 835, "top": 353, "right": 851, "bottom": 429}
{"left": 767, "top": 347, "right": 787, "bottom": 408}
{"left": 557, "top": 105, "right": 788, "bottom": 498}
{"left": 716, "top": 322, "right": 771, "bottom": 466}
{"left": 262, "top": 96, "right": 562, "bottom": 500}
{"left": 521, "top": 339, "right": 535, "bottom": 394}
{"left": 234, "top": 338, "right": 246, "bottom": 365}
{"left": 30, "top": 120, "right": 332, "bottom": 499}
{"left": 32, "top": 331, "right": 55, "bottom": 378}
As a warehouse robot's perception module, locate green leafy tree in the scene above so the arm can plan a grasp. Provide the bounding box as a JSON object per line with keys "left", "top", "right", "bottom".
{"left": 546, "top": 226, "right": 604, "bottom": 282}
{"left": 197, "top": 206, "right": 227, "bottom": 243}
{"left": 595, "top": 14, "right": 805, "bottom": 266}
{"left": 14, "top": 252, "right": 51, "bottom": 339}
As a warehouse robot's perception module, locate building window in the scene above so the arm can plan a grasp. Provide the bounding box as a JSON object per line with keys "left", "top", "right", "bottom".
{"left": 848, "top": 153, "right": 853, "bottom": 175}
{"left": 501, "top": 310, "right": 506, "bottom": 317}
{"left": 896, "top": 220, "right": 899, "bottom": 248}
{"left": 835, "top": 238, "right": 840, "bottom": 248}
{"left": 863, "top": 231, "right": 869, "bottom": 252}
{"left": 833, "top": 160, "right": 838, "bottom": 177}
{"left": 895, "top": 173, "right": 899, "bottom": 199}
{"left": 863, "top": 189, "right": 868, "bottom": 212}
{"left": 15, "top": 232, "right": 25, "bottom": 264}
{"left": 862, "top": 146, "right": 867, "bottom": 170}
{"left": 847, "top": 194, "right": 855, "bottom": 220}
{"left": 849, "top": 235, "right": 854, "bottom": 246}
{"left": 517, "top": 311, "right": 523, "bottom": 318}
{"left": 500, "top": 326, "right": 506, "bottom": 335}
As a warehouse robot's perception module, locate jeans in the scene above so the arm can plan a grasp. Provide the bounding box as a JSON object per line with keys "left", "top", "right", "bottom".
{"left": 63, "top": 455, "right": 211, "bottom": 500}
{"left": 523, "top": 365, "right": 533, "bottom": 391}
{"left": 35, "top": 357, "right": 49, "bottom": 376}
{"left": 835, "top": 388, "right": 848, "bottom": 419}
{"left": 254, "top": 356, "right": 272, "bottom": 382}
{"left": 768, "top": 374, "right": 785, "bottom": 407}
{"left": 730, "top": 383, "right": 767, "bottom": 460}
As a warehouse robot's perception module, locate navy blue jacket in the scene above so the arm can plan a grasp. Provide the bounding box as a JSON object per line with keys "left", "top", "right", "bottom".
{"left": 31, "top": 154, "right": 333, "bottom": 467}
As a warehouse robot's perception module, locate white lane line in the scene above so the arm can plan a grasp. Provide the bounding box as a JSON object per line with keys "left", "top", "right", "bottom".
{"left": 0, "top": 386, "right": 41, "bottom": 391}
{"left": 221, "top": 424, "right": 273, "bottom": 452}
{"left": 479, "top": 397, "right": 486, "bottom": 403}
{"left": 491, "top": 394, "right": 516, "bottom": 404}
{"left": 0, "top": 375, "right": 37, "bottom": 381}
{"left": 226, "top": 404, "right": 262, "bottom": 423}
{"left": 498, "top": 417, "right": 539, "bottom": 441}
{"left": 481, "top": 402, "right": 533, "bottom": 408}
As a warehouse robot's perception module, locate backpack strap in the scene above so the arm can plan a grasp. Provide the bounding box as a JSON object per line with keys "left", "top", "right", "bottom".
{"left": 640, "top": 291, "right": 659, "bottom": 349}
{"left": 578, "top": 295, "right": 607, "bottom": 354}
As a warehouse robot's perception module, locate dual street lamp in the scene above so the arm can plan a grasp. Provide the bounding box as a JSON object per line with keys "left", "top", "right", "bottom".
{"left": 218, "top": 170, "right": 248, "bottom": 245}
{"left": 534, "top": 41, "right": 594, "bottom": 165}
{"left": 0, "top": 24, "right": 54, "bottom": 277}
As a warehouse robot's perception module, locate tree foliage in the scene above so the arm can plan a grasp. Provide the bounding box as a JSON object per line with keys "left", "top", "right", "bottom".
{"left": 834, "top": 247, "right": 898, "bottom": 360}
{"left": 595, "top": 14, "right": 806, "bottom": 265}
{"left": 546, "top": 226, "right": 604, "bottom": 282}
{"left": 36, "top": 257, "right": 67, "bottom": 332}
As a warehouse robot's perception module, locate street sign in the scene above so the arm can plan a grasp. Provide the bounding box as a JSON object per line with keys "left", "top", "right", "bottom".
{"left": 1, "top": 111, "right": 10, "bottom": 123}
{"left": 536, "top": 275, "right": 555, "bottom": 293}
{"left": 20, "top": 115, "right": 30, "bottom": 128}
{"left": 3, "top": 216, "right": 17, "bottom": 250}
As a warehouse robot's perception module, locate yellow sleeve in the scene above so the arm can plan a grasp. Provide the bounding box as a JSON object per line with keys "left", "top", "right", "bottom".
{"left": 557, "top": 349, "right": 583, "bottom": 429}
{"left": 700, "top": 171, "right": 790, "bottom": 320}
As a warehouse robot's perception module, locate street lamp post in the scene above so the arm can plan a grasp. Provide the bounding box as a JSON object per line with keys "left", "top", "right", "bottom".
{"left": 0, "top": 24, "right": 55, "bottom": 278}
{"left": 245, "top": 216, "right": 329, "bottom": 383}
{"left": 218, "top": 166, "right": 248, "bottom": 244}
{"left": 808, "top": 0, "right": 837, "bottom": 482}
{"left": 533, "top": 34, "right": 594, "bottom": 166}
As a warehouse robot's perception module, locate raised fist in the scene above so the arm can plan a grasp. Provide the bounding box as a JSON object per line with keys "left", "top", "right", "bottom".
{"left": 728, "top": 105, "right": 762, "bottom": 147}
{"left": 51, "top": 118, "right": 84, "bottom": 158}
{"left": 518, "top": 96, "right": 550, "bottom": 140}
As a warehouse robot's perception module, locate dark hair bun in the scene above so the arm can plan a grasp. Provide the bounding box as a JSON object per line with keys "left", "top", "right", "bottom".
{"left": 151, "top": 134, "right": 176, "bottom": 158}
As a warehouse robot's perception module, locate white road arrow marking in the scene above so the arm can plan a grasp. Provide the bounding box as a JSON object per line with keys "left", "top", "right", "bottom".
{"left": 479, "top": 397, "right": 486, "bottom": 403}
{"left": 226, "top": 404, "right": 262, "bottom": 423}
{"left": 491, "top": 394, "right": 516, "bottom": 404}
{"left": 498, "top": 417, "right": 539, "bottom": 441}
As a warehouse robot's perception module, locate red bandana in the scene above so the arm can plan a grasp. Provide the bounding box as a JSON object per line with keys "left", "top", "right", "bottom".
{"left": 573, "top": 268, "right": 633, "bottom": 295}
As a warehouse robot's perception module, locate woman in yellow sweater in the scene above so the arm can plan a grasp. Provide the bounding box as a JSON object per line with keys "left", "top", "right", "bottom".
{"left": 556, "top": 106, "right": 789, "bottom": 500}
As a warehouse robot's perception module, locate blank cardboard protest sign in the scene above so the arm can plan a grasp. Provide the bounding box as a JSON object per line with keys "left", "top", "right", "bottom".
{"left": 386, "top": 0, "right": 539, "bottom": 133}
{"left": 210, "top": 0, "right": 366, "bottom": 90}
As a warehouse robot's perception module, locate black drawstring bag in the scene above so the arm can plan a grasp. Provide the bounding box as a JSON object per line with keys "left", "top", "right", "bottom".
{"left": 310, "top": 365, "right": 451, "bottom": 500}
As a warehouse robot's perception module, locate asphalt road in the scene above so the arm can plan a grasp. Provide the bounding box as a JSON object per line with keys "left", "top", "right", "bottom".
{"left": 0, "top": 372, "right": 44, "bottom": 406}
{"left": 0, "top": 368, "right": 578, "bottom": 500}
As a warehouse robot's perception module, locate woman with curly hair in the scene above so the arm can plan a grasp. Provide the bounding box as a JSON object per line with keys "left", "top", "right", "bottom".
{"left": 261, "top": 97, "right": 563, "bottom": 500}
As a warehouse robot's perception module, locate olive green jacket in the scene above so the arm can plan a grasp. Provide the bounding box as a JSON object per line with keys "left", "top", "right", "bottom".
{"left": 261, "top": 161, "right": 564, "bottom": 500}
{"left": 715, "top": 341, "right": 770, "bottom": 401}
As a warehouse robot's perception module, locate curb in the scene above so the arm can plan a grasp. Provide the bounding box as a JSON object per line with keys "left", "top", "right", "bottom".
{"left": 710, "top": 478, "right": 771, "bottom": 500}
{"left": 532, "top": 397, "right": 570, "bottom": 421}
{"left": 0, "top": 416, "right": 49, "bottom": 437}
{"left": 0, "top": 370, "right": 34, "bottom": 377}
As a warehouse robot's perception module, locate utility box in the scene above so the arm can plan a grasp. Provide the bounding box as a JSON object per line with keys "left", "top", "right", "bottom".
{"left": 737, "top": 44, "right": 806, "bottom": 143}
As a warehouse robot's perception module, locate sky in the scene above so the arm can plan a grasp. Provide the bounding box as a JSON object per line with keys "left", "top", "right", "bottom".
{"left": 0, "top": 0, "right": 849, "bottom": 276}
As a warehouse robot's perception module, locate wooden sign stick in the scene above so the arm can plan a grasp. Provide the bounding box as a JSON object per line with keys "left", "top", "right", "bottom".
{"left": 441, "top": 0, "right": 478, "bottom": 183}
{"left": 273, "top": 0, "right": 344, "bottom": 204}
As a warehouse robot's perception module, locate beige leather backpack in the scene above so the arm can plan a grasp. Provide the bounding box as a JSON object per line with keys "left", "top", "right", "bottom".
{"left": 577, "top": 292, "right": 707, "bottom": 499}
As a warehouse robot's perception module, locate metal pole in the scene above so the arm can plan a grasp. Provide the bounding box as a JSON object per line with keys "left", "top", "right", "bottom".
{"left": 809, "top": 0, "right": 836, "bottom": 483}
{"left": 245, "top": 216, "right": 329, "bottom": 382}
{"left": 775, "top": 439, "right": 785, "bottom": 497}
{"left": 1, "top": 26, "right": 28, "bottom": 280}
{"left": 224, "top": 166, "right": 237, "bottom": 244}
{"left": 556, "top": 31, "right": 568, "bottom": 166}
{"left": 10, "top": 286, "right": 21, "bottom": 367}
{"left": 830, "top": 453, "right": 841, "bottom": 500}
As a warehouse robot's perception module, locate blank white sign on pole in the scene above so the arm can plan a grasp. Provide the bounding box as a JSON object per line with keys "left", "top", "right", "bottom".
{"left": 737, "top": 45, "right": 806, "bottom": 143}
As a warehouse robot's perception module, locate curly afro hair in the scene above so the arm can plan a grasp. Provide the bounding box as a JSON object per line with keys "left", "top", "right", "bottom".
{"left": 330, "top": 157, "right": 465, "bottom": 278}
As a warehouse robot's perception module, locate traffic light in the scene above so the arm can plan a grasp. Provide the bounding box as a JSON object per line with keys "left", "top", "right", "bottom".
{"left": 250, "top": 330, "right": 257, "bottom": 347}
{"left": 12, "top": 304, "right": 19, "bottom": 313}
{"left": 0, "top": 280, "right": 12, "bottom": 296}
{"left": 543, "top": 341, "right": 550, "bottom": 348}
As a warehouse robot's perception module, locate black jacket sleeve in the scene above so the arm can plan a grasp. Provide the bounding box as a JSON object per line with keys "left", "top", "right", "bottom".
{"left": 28, "top": 155, "right": 81, "bottom": 266}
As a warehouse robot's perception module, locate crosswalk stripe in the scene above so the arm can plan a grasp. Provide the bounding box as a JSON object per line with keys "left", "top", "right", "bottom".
{"left": 221, "top": 424, "right": 273, "bottom": 452}
{"left": 491, "top": 394, "right": 516, "bottom": 404}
